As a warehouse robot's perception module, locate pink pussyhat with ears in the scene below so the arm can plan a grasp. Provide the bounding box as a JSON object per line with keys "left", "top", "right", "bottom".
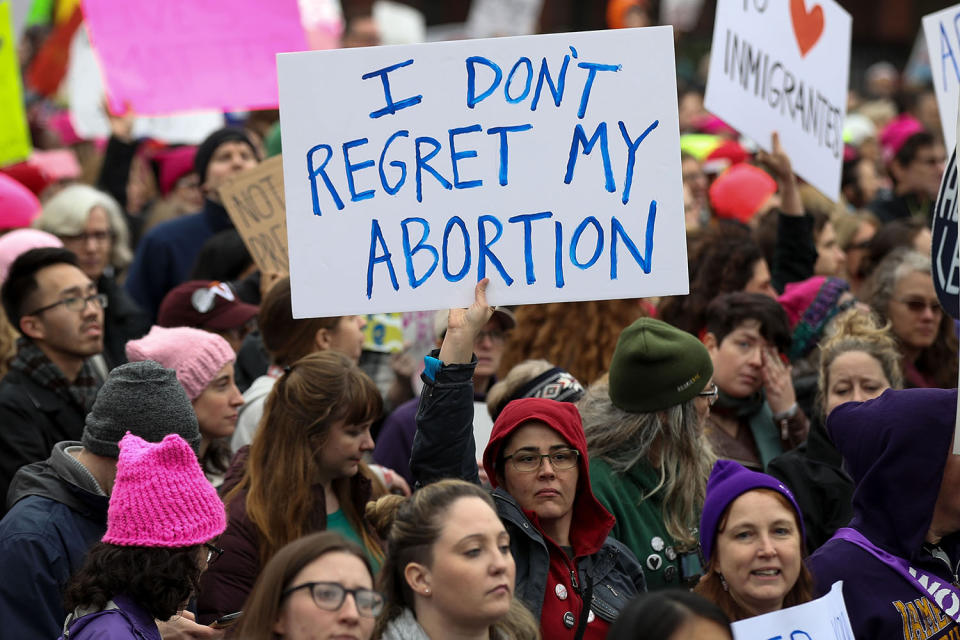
{"left": 102, "top": 432, "right": 226, "bottom": 548}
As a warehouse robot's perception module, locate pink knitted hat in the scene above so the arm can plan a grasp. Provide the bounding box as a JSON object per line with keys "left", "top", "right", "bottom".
{"left": 0, "top": 229, "right": 62, "bottom": 283}
{"left": 103, "top": 432, "right": 226, "bottom": 547}
{"left": 125, "top": 326, "right": 235, "bottom": 400}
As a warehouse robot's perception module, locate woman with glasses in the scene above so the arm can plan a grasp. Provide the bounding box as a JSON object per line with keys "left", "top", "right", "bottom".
{"left": 33, "top": 184, "right": 149, "bottom": 368}
{"left": 862, "top": 247, "right": 958, "bottom": 389}
{"left": 58, "top": 433, "right": 226, "bottom": 640}
{"left": 234, "top": 532, "right": 381, "bottom": 640}
{"left": 578, "top": 318, "right": 717, "bottom": 591}
{"left": 367, "top": 479, "right": 539, "bottom": 640}
{"left": 410, "top": 280, "right": 645, "bottom": 639}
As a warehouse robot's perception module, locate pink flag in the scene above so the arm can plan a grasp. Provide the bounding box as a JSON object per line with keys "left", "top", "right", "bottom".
{"left": 82, "top": 0, "right": 309, "bottom": 115}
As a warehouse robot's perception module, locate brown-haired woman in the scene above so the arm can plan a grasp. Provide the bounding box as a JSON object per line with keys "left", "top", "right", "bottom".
{"left": 198, "top": 351, "right": 386, "bottom": 623}
{"left": 234, "top": 531, "right": 382, "bottom": 640}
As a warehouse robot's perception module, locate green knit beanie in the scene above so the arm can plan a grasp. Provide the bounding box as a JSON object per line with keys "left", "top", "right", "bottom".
{"left": 608, "top": 318, "right": 714, "bottom": 413}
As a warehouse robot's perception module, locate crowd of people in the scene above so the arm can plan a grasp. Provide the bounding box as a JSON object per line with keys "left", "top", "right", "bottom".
{"left": 1, "top": 1, "right": 959, "bottom": 639}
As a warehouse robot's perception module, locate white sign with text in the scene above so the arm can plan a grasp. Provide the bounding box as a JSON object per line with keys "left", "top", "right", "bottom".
{"left": 732, "top": 582, "right": 855, "bottom": 640}
{"left": 924, "top": 4, "right": 960, "bottom": 151}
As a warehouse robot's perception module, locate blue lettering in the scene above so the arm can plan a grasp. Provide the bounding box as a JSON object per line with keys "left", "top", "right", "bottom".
{"left": 576, "top": 61, "right": 621, "bottom": 119}
{"left": 505, "top": 57, "right": 533, "bottom": 104}
{"left": 569, "top": 216, "right": 604, "bottom": 269}
{"left": 442, "top": 216, "right": 471, "bottom": 281}
{"left": 306, "top": 144, "right": 344, "bottom": 216}
{"left": 554, "top": 221, "right": 565, "bottom": 288}
{"left": 618, "top": 120, "right": 659, "bottom": 205}
{"left": 507, "top": 211, "right": 553, "bottom": 284}
{"left": 611, "top": 201, "right": 657, "bottom": 278}
{"left": 789, "top": 632, "right": 813, "bottom": 640}
{"left": 362, "top": 59, "right": 423, "bottom": 118}
{"left": 366, "top": 219, "right": 399, "bottom": 298}
{"left": 531, "top": 54, "right": 570, "bottom": 111}
{"left": 342, "top": 138, "right": 375, "bottom": 202}
{"left": 487, "top": 124, "right": 533, "bottom": 186}
{"left": 466, "top": 57, "right": 503, "bottom": 108}
{"left": 379, "top": 130, "right": 409, "bottom": 195}
{"left": 414, "top": 136, "right": 453, "bottom": 203}
{"left": 401, "top": 217, "right": 439, "bottom": 288}
{"left": 943, "top": 21, "right": 960, "bottom": 88}
{"left": 477, "top": 215, "right": 514, "bottom": 285}
{"left": 448, "top": 125, "right": 484, "bottom": 189}
{"left": 564, "top": 122, "right": 615, "bottom": 193}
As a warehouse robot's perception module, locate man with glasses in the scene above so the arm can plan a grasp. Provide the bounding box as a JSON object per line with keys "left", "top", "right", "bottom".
{"left": 0, "top": 248, "right": 107, "bottom": 510}
{"left": 869, "top": 130, "right": 945, "bottom": 225}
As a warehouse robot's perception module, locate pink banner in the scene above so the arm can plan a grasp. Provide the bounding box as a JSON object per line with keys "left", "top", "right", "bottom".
{"left": 81, "top": 0, "right": 308, "bottom": 115}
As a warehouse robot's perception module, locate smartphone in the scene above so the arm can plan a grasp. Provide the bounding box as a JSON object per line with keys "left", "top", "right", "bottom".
{"left": 211, "top": 611, "right": 242, "bottom": 629}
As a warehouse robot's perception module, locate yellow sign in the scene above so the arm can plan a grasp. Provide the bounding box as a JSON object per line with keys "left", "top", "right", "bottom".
{"left": 0, "top": 1, "right": 31, "bottom": 167}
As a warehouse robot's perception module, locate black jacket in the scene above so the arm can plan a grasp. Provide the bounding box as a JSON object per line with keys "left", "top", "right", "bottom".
{"left": 99, "top": 274, "right": 151, "bottom": 370}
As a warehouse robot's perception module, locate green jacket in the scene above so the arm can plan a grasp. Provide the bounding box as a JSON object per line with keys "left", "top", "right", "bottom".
{"left": 589, "top": 458, "right": 699, "bottom": 590}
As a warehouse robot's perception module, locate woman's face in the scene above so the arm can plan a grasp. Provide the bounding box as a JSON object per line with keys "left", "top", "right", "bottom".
{"left": 887, "top": 270, "right": 941, "bottom": 351}
{"left": 60, "top": 206, "right": 113, "bottom": 281}
{"left": 714, "top": 491, "right": 802, "bottom": 617}
{"left": 191, "top": 363, "right": 244, "bottom": 440}
{"left": 824, "top": 350, "right": 891, "bottom": 415}
{"left": 323, "top": 315, "right": 367, "bottom": 363}
{"left": 315, "top": 420, "right": 375, "bottom": 483}
{"left": 501, "top": 422, "right": 579, "bottom": 529}
{"left": 275, "top": 551, "right": 376, "bottom": 640}
{"left": 412, "top": 496, "right": 515, "bottom": 632}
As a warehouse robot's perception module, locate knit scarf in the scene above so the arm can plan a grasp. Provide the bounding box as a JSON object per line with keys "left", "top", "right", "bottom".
{"left": 713, "top": 390, "right": 783, "bottom": 469}
{"left": 9, "top": 338, "right": 100, "bottom": 414}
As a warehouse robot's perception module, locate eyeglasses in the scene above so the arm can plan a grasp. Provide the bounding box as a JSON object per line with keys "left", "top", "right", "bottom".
{"left": 60, "top": 230, "right": 113, "bottom": 245}
{"left": 698, "top": 383, "right": 719, "bottom": 406}
{"left": 25, "top": 292, "right": 108, "bottom": 316}
{"left": 503, "top": 448, "right": 579, "bottom": 473}
{"left": 282, "top": 582, "right": 384, "bottom": 618}
{"left": 204, "top": 542, "right": 224, "bottom": 564}
{"left": 476, "top": 329, "right": 506, "bottom": 344}
{"left": 896, "top": 298, "right": 942, "bottom": 314}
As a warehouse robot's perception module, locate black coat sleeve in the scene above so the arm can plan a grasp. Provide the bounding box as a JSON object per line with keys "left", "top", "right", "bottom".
{"left": 772, "top": 212, "right": 817, "bottom": 294}
{"left": 96, "top": 135, "right": 139, "bottom": 211}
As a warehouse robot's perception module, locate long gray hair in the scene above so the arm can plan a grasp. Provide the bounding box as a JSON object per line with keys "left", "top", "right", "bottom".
{"left": 579, "top": 381, "right": 714, "bottom": 549}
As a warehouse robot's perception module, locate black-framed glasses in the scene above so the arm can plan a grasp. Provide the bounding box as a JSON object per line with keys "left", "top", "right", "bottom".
{"left": 25, "top": 292, "right": 108, "bottom": 316}
{"left": 205, "top": 542, "right": 224, "bottom": 564}
{"left": 698, "top": 383, "right": 719, "bottom": 406}
{"left": 503, "top": 448, "right": 579, "bottom": 473}
{"left": 896, "top": 298, "right": 943, "bottom": 314}
{"left": 282, "top": 582, "right": 384, "bottom": 618}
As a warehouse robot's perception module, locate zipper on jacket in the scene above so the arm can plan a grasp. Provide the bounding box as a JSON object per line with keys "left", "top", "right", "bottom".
{"left": 570, "top": 569, "right": 579, "bottom": 592}
{"left": 606, "top": 584, "right": 619, "bottom": 597}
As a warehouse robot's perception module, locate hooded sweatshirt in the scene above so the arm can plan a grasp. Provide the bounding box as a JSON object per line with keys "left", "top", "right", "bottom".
{"left": 807, "top": 388, "right": 960, "bottom": 640}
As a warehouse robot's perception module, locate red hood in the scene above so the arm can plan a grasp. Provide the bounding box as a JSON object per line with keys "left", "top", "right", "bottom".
{"left": 482, "top": 397, "right": 615, "bottom": 557}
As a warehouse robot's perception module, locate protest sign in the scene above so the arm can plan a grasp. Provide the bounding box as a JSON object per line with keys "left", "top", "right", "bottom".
{"left": 704, "top": 0, "right": 851, "bottom": 200}
{"left": 932, "top": 147, "right": 958, "bottom": 320}
{"left": 732, "top": 581, "right": 854, "bottom": 640}
{"left": 219, "top": 156, "right": 289, "bottom": 275}
{"left": 0, "top": 1, "right": 32, "bottom": 167}
{"left": 82, "top": 0, "right": 308, "bottom": 115}
{"left": 924, "top": 4, "right": 960, "bottom": 151}
{"left": 278, "top": 27, "right": 688, "bottom": 318}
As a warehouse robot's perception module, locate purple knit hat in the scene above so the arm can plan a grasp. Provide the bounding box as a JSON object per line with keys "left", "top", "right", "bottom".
{"left": 103, "top": 432, "right": 226, "bottom": 547}
{"left": 699, "top": 460, "right": 805, "bottom": 563}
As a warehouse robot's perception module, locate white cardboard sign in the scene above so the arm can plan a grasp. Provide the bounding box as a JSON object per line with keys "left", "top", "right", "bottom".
{"left": 278, "top": 27, "right": 688, "bottom": 318}
{"left": 704, "top": 0, "right": 851, "bottom": 200}
{"left": 924, "top": 4, "right": 960, "bottom": 151}
{"left": 731, "top": 581, "right": 855, "bottom": 640}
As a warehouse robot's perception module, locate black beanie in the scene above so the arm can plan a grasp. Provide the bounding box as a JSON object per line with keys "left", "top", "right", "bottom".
{"left": 194, "top": 127, "right": 259, "bottom": 184}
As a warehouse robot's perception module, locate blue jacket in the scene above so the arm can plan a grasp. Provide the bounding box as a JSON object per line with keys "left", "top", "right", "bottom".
{"left": 0, "top": 443, "right": 109, "bottom": 640}
{"left": 59, "top": 595, "right": 160, "bottom": 640}
{"left": 124, "top": 199, "right": 234, "bottom": 320}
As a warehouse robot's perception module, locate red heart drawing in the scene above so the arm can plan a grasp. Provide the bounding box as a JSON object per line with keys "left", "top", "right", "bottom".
{"left": 790, "top": 0, "right": 825, "bottom": 58}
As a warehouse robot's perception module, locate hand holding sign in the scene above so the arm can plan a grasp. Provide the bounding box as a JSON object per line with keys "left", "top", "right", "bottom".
{"left": 756, "top": 132, "right": 803, "bottom": 215}
{"left": 438, "top": 278, "right": 495, "bottom": 366}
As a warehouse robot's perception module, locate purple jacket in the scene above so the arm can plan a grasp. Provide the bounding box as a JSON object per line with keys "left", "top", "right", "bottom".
{"left": 58, "top": 595, "right": 160, "bottom": 640}
{"left": 807, "top": 388, "right": 960, "bottom": 640}
{"left": 372, "top": 398, "right": 419, "bottom": 486}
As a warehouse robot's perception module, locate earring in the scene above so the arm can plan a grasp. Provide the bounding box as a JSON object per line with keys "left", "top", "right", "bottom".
{"left": 424, "top": 588, "right": 430, "bottom": 595}
{"left": 719, "top": 574, "right": 729, "bottom": 592}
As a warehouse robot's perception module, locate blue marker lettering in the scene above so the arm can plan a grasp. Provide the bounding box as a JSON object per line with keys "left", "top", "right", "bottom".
{"left": 940, "top": 22, "right": 960, "bottom": 88}
{"left": 505, "top": 57, "right": 533, "bottom": 104}
{"left": 564, "top": 122, "right": 615, "bottom": 193}
{"left": 554, "top": 221, "right": 565, "bottom": 288}
{"left": 448, "top": 124, "right": 483, "bottom": 189}
{"left": 414, "top": 136, "right": 453, "bottom": 203}
{"left": 362, "top": 59, "right": 423, "bottom": 119}
{"left": 507, "top": 211, "right": 553, "bottom": 284}
{"left": 442, "top": 216, "right": 471, "bottom": 281}
{"left": 306, "top": 144, "right": 344, "bottom": 216}
{"left": 789, "top": 632, "right": 813, "bottom": 640}
{"left": 576, "top": 61, "right": 621, "bottom": 119}
{"left": 569, "top": 216, "right": 604, "bottom": 269}
{"left": 466, "top": 56, "right": 503, "bottom": 108}
{"left": 401, "top": 217, "right": 439, "bottom": 288}
{"left": 618, "top": 120, "right": 659, "bottom": 205}
{"left": 611, "top": 200, "right": 657, "bottom": 278}
{"left": 531, "top": 54, "right": 570, "bottom": 111}
{"left": 477, "top": 215, "right": 514, "bottom": 285}
{"left": 366, "top": 219, "right": 399, "bottom": 298}
{"left": 379, "top": 130, "right": 409, "bottom": 195}
{"left": 342, "top": 138, "right": 375, "bottom": 202}
{"left": 487, "top": 124, "right": 533, "bottom": 186}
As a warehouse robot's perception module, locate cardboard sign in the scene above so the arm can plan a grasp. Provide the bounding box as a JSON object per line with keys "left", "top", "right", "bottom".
{"left": 732, "top": 581, "right": 854, "bottom": 640}
{"left": 219, "top": 156, "right": 289, "bottom": 275}
{"left": 924, "top": 4, "right": 960, "bottom": 151}
{"left": 0, "top": 1, "right": 32, "bottom": 167}
{"left": 82, "top": 0, "right": 308, "bottom": 115}
{"left": 704, "top": 0, "right": 851, "bottom": 200}
{"left": 278, "top": 27, "right": 688, "bottom": 318}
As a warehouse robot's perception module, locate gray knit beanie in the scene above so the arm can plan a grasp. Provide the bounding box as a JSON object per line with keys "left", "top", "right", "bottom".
{"left": 82, "top": 360, "right": 201, "bottom": 458}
